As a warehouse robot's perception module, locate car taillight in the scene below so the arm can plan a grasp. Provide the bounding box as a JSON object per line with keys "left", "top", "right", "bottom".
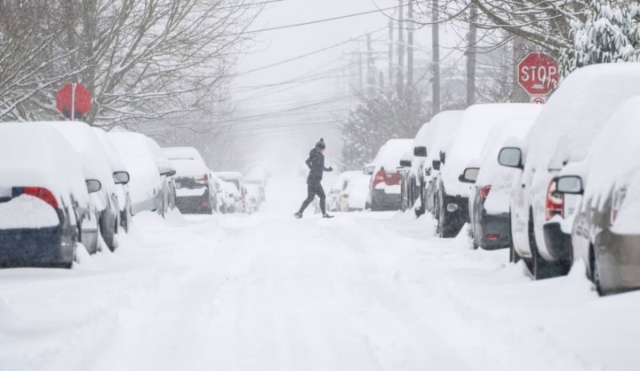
{"left": 545, "top": 179, "right": 563, "bottom": 221}
{"left": 23, "top": 187, "right": 59, "bottom": 209}
{"left": 611, "top": 188, "right": 627, "bottom": 226}
{"left": 196, "top": 174, "right": 209, "bottom": 184}
{"left": 480, "top": 185, "right": 491, "bottom": 200}
{"left": 373, "top": 169, "right": 386, "bottom": 187}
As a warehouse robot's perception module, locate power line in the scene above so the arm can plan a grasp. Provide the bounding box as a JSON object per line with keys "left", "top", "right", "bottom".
{"left": 227, "top": 2, "right": 428, "bottom": 36}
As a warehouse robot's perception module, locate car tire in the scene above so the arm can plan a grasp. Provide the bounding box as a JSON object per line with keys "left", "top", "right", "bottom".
{"left": 508, "top": 210, "right": 520, "bottom": 264}
{"left": 589, "top": 244, "right": 603, "bottom": 296}
{"left": 528, "top": 210, "right": 569, "bottom": 279}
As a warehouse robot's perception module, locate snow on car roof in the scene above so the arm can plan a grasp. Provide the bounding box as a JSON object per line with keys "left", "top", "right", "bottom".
{"left": 109, "top": 132, "right": 162, "bottom": 205}
{"left": 163, "top": 147, "right": 209, "bottom": 178}
{"left": 92, "top": 127, "right": 128, "bottom": 173}
{"left": 373, "top": 139, "right": 414, "bottom": 171}
{"left": 441, "top": 104, "right": 541, "bottom": 197}
{"left": 476, "top": 109, "right": 542, "bottom": 188}
{"left": 424, "top": 110, "right": 464, "bottom": 168}
{"left": 526, "top": 63, "right": 640, "bottom": 191}
{"left": 0, "top": 123, "right": 90, "bottom": 207}
{"left": 215, "top": 172, "right": 244, "bottom": 180}
{"left": 38, "top": 121, "right": 117, "bottom": 193}
{"left": 331, "top": 171, "right": 362, "bottom": 190}
{"left": 580, "top": 96, "right": 640, "bottom": 231}
{"left": 412, "top": 121, "right": 431, "bottom": 149}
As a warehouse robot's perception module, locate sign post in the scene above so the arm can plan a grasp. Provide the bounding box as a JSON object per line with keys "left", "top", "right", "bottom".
{"left": 56, "top": 83, "right": 92, "bottom": 121}
{"left": 517, "top": 52, "right": 559, "bottom": 104}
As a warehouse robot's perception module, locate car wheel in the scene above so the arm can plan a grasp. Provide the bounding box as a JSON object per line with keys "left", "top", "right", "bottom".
{"left": 508, "top": 210, "right": 520, "bottom": 264}
{"left": 589, "top": 244, "right": 603, "bottom": 296}
{"left": 528, "top": 210, "right": 568, "bottom": 279}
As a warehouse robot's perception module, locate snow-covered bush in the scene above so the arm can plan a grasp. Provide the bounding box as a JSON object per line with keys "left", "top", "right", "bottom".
{"left": 561, "top": 0, "right": 640, "bottom": 76}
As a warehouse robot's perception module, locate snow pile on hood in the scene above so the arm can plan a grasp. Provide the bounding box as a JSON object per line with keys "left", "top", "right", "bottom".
{"left": 525, "top": 63, "right": 640, "bottom": 195}
{"left": 423, "top": 111, "right": 464, "bottom": 174}
{"left": 578, "top": 96, "right": 640, "bottom": 234}
{"left": 109, "top": 132, "right": 162, "bottom": 206}
{"left": 476, "top": 110, "right": 542, "bottom": 214}
{"left": 0, "top": 195, "right": 60, "bottom": 229}
{"left": 163, "top": 147, "right": 209, "bottom": 178}
{"left": 0, "top": 123, "right": 90, "bottom": 209}
{"left": 372, "top": 139, "right": 414, "bottom": 172}
{"left": 441, "top": 104, "right": 542, "bottom": 198}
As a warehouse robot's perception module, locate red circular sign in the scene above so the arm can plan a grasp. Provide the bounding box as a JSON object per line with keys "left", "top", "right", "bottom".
{"left": 56, "top": 83, "right": 92, "bottom": 119}
{"left": 518, "top": 52, "right": 559, "bottom": 96}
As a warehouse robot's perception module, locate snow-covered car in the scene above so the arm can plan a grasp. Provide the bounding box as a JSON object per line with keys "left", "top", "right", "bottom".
{"left": 245, "top": 178, "right": 266, "bottom": 203}
{"left": 469, "top": 107, "right": 542, "bottom": 250}
{"left": 245, "top": 183, "right": 262, "bottom": 212}
{"left": 44, "top": 121, "right": 126, "bottom": 252}
{"left": 144, "top": 137, "right": 177, "bottom": 216}
{"left": 553, "top": 96, "right": 640, "bottom": 295}
{"left": 209, "top": 173, "right": 226, "bottom": 213}
{"left": 364, "top": 139, "right": 413, "bottom": 211}
{"left": 214, "top": 172, "right": 246, "bottom": 213}
{"left": 340, "top": 174, "right": 371, "bottom": 212}
{"left": 327, "top": 171, "right": 362, "bottom": 212}
{"left": 422, "top": 111, "right": 464, "bottom": 216}
{"left": 163, "top": 147, "right": 214, "bottom": 214}
{"left": 220, "top": 180, "right": 241, "bottom": 213}
{"left": 403, "top": 121, "right": 430, "bottom": 213}
{"left": 93, "top": 128, "right": 132, "bottom": 232}
{"left": 498, "top": 64, "right": 640, "bottom": 280}
{"left": 399, "top": 151, "right": 413, "bottom": 212}
{"left": 437, "top": 104, "right": 541, "bottom": 238}
{"left": 0, "top": 123, "right": 101, "bottom": 268}
{"left": 109, "top": 132, "right": 176, "bottom": 217}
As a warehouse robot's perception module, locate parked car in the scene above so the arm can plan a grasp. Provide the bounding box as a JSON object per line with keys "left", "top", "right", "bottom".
{"left": 163, "top": 147, "right": 215, "bottom": 214}
{"left": 364, "top": 139, "right": 413, "bottom": 211}
{"left": 44, "top": 121, "right": 125, "bottom": 252}
{"left": 553, "top": 96, "right": 640, "bottom": 295}
{"left": 498, "top": 64, "right": 640, "bottom": 279}
{"left": 399, "top": 151, "right": 414, "bottom": 212}
{"left": 328, "top": 171, "right": 364, "bottom": 212}
{"left": 469, "top": 108, "right": 542, "bottom": 250}
{"left": 402, "top": 121, "right": 430, "bottom": 214}
{"left": 422, "top": 111, "right": 464, "bottom": 216}
{"left": 0, "top": 123, "right": 101, "bottom": 268}
{"left": 220, "top": 180, "right": 241, "bottom": 213}
{"left": 214, "top": 172, "right": 247, "bottom": 212}
{"left": 437, "top": 104, "right": 540, "bottom": 238}
{"left": 245, "top": 183, "right": 262, "bottom": 212}
{"left": 209, "top": 173, "right": 226, "bottom": 213}
{"left": 340, "top": 174, "right": 371, "bottom": 212}
{"left": 93, "top": 128, "right": 132, "bottom": 232}
{"left": 245, "top": 178, "right": 266, "bottom": 203}
{"left": 110, "top": 132, "right": 176, "bottom": 217}
{"left": 144, "top": 137, "right": 177, "bottom": 216}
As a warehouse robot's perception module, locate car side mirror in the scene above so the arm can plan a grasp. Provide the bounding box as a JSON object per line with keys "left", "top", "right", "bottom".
{"left": 113, "top": 171, "right": 130, "bottom": 185}
{"left": 86, "top": 179, "right": 102, "bottom": 193}
{"left": 498, "top": 147, "right": 523, "bottom": 169}
{"left": 363, "top": 165, "right": 375, "bottom": 175}
{"left": 556, "top": 176, "right": 584, "bottom": 195}
{"left": 400, "top": 159, "right": 412, "bottom": 167}
{"left": 459, "top": 167, "right": 479, "bottom": 184}
{"left": 413, "top": 146, "right": 427, "bottom": 157}
{"left": 439, "top": 151, "right": 446, "bottom": 164}
{"left": 432, "top": 160, "right": 441, "bottom": 171}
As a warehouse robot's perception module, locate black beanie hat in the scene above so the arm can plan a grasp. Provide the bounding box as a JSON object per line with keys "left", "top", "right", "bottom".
{"left": 316, "top": 138, "right": 326, "bottom": 149}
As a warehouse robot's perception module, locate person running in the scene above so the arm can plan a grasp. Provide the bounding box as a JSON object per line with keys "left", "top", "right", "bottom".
{"left": 295, "top": 138, "right": 334, "bottom": 219}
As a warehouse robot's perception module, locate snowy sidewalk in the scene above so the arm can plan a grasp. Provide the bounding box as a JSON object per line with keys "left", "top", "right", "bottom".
{"left": 0, "top": 178, "right": 639, "bottom": 371}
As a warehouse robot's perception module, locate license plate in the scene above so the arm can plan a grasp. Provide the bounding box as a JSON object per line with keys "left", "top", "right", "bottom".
{"left": 0, "top": 187, "right": 11, "bottom": 198}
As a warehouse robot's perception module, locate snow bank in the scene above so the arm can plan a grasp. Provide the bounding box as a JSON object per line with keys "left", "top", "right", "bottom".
{"left": 109, "top": 132, "right": 162, "bottom": 206}
{"left": 373, "top": 139, "right": 413, "bottom": 171}
{"left": 0, "top": 123, "right": 90, "bottom": 210}
{"left": 0, "top": 195, "right": 59, "bottom": 229}
{"left": 441, "top": 104, "right": 542, "bottom": 198}
{"left": 163, "top": 147, "right": 209, "bottom": 178}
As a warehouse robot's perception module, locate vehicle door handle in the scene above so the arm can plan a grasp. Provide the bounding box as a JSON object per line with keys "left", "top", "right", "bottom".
{"left": 521, "top": 184, "right": 526, "bottom": 189}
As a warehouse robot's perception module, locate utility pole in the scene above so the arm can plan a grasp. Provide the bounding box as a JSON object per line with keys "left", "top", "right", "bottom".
{"left": 511, "top": 35, "right": 529, "bottom": 102}
{"left": 358, "top": 53, "right": 363, "bottom": 92}
{"left": 407, "top": 0, "right": 414, "bottom": 93}
{"left": 367, "top": 33, "right": 375, "bottom": 92}
{"left": 466, "top": 3, "right": 478, "bottom": 107}
{"left": 432, "top": 0, "right": 441, "bottom": 115}
{"left": 397, "top": 0, "right": 405, "bottom": 99}
{"left": 388, "top": 19, "right": 394, "bottom": 88}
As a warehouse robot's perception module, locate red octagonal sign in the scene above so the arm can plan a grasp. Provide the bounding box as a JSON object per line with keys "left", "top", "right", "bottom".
{"left": 56, "top": 83, "right": 92, "bottom": 120}
{"left": 518, "top": 52, "right": 559, "bottom": 96}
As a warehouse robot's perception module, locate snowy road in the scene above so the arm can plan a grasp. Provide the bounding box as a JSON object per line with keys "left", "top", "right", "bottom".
{"left": 1, "top": 178, "right": 639, "bottom": 371}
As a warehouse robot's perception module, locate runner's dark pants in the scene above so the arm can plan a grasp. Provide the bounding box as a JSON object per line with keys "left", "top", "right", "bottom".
{"left": 298, "top": 184, "right": 326, "bottom": 214}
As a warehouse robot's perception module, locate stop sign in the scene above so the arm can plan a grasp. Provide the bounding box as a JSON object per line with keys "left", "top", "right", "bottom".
{"left": 517, "top": 52, "right": 559, "bottom": 96}
{"left": 56, "top": 83, "right": 92, "bottom": 120}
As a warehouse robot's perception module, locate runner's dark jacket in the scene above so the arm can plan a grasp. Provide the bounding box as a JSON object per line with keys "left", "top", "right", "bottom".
{"left": 306, "top": 148, "right": 331, "bottom": 186}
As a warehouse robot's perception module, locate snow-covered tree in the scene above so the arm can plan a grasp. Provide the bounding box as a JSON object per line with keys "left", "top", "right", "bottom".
{"left": 561, "top": 0, "right": 640, "bottom": 76}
